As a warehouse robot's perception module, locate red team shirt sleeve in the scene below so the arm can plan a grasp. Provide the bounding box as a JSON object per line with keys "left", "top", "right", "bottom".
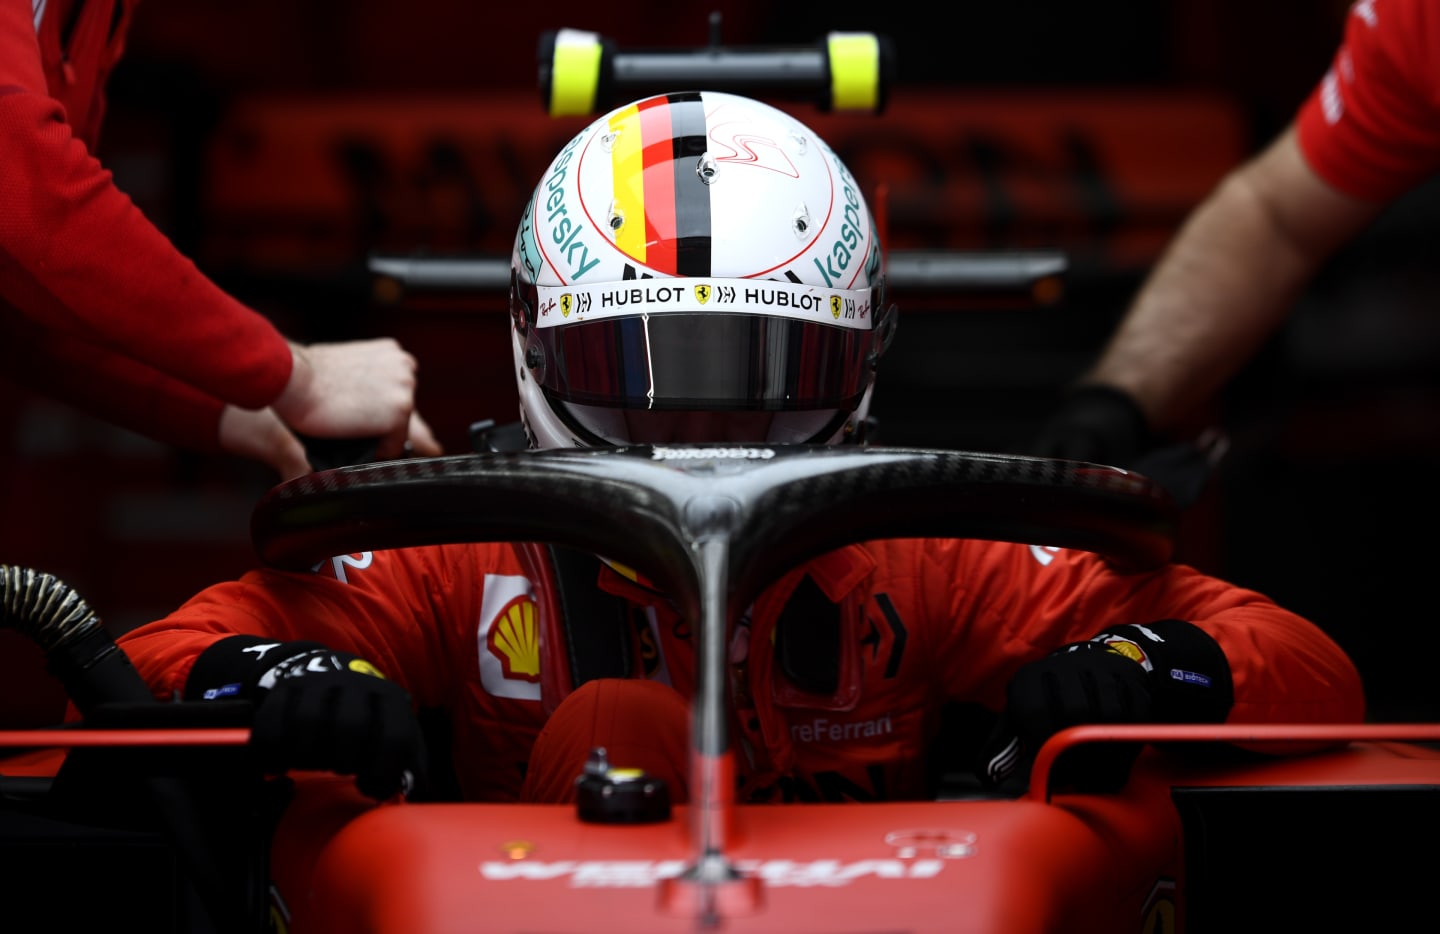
{"left": 0, "top": 311, "right": 226, "bottom": 451}
{"left": 0, "top": 0, "right": 293, "bottom": 444}
{"left": 1295, "top": 0, "right": 1440, "bottom": 203}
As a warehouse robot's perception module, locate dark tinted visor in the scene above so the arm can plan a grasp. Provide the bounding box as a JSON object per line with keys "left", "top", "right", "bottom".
{"left": 526, "top": 311, "right": 885, "bottom": 411}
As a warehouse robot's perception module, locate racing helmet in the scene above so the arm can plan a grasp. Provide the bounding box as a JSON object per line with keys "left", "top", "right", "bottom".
{"left": 509, "top": 90, "right": 895, "bottom": 449}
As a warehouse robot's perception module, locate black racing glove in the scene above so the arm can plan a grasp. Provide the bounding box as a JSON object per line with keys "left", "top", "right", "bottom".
{"left": 1030, "top": 384, "right": 1229, "bottom": 509}
{"left": 1029, "top": 384, "right": 1151, "bottom": 468}
{"left": 186, "top": 635, "right": 426, "bottom": 801}
{"left": 980, "top": 620, "right": 1234, "bottom": 794}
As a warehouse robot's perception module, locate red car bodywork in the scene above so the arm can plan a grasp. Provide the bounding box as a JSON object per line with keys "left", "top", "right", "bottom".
{"left": 6, "top": 722, "right": 1437, "bottom": 933}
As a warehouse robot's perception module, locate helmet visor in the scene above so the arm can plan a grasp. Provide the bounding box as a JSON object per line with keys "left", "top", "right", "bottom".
{"left": 521, "top": 282, "right": 887, "bottom": 405}
{"left": 525, "top": 309, "right": 885, "bottom": 412}
{"left": 520, "top": 276, "right": 887, "bottom": 412}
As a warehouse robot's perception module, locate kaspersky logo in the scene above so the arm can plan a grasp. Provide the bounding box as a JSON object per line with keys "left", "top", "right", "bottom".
{"left": 478, "top": 574, "right": 542, "bottom": 701}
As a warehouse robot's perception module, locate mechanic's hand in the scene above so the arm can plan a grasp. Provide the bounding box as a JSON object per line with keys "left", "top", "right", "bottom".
{"left": 274, "top": 339, "right": 443, "bottom": 464}
{"left": 1129, "top": 429, "right": 1229, "bottom": 510}
{"left": 218, "top": 405, "right": 312, "bottom": 480}
{"left": 982, "top": 641, "right": 1153, "bottom": 794}
{"left": 1028, "top": 384, "right": 1151, "bottom": 468}
{"left": 186, "top": 637, "right": 426, "bottom": 800}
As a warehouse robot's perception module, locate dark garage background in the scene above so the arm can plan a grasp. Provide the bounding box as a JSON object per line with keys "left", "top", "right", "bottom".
{"left": 4, "top": 0, "right": 1436, "bottom": 724}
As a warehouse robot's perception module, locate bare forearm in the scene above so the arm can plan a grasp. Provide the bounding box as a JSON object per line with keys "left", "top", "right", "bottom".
{"left": 1086, "top": 127, "right": 1380, "bottom": 429}
{"left": 1088, "top": 176, "right": 1317, "bottom": 426}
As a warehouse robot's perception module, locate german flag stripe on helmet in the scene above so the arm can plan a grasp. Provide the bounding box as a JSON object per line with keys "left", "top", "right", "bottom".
{"left": 608, "top": 101, "right": 648, "bottom": 262}
{"left": 609, "top": 93, "right": 712, "bottom": 277}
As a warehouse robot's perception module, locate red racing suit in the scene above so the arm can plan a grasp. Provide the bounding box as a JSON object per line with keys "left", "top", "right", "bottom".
{"left": 117, "top": 537, "right": 1365, "bottom": 803}
{"left": 1296, "top": 0, "right": 1440, "bottom": 203}
{"left": 0, "top": 0, "right": 292, "bottom": 451}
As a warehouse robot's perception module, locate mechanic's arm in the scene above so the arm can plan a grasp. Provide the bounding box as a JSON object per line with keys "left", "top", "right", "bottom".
{"left": 0, "top": 6, "right": 439, "bottom": 464}
{"left": 3, "top": 313, "right": 433, "bottom": 477}
{"left": 0, "top": 37, "right": 294, "bottom": 410}
{"left": 1036, "top": 0, "right": 1428, "bottom": 463}
{"left": 0, "top": 316, "right": 313, "bottom": 478}
{"left": 272, "top": 339, "right": 442, "bottom": 464}
{"left": 1079, "top": 126, "right": 1380, "bottom": 432}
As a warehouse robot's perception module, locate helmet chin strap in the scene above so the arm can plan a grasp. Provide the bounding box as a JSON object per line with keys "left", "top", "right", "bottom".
{"left": 827, "top": 382, "right": 876, "bottom": 445}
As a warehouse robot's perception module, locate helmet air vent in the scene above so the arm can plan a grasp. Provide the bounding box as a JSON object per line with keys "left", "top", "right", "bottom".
{"left": 792, "top": 203, "right": 812, "bottom": 238}
{"left": 695, "top": 153, "right": 719, "bottom": 185}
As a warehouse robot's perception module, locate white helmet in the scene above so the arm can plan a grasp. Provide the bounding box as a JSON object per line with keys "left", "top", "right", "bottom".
{"left": 509, "top": 91, "right": 895, "bottom": 449}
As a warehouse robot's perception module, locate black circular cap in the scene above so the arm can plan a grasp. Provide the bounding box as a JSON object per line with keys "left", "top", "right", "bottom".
{"left": 576, "top": 766, "right": 673, "bottom": 824}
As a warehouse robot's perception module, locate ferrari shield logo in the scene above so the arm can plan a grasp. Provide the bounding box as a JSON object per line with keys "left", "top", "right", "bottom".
{"left": 560, "top": 293, "right": 573, "bottom": 318}
{"left": 694, "top": 284, "right": 711, "bottom": 305}
{"left": 831, "top": 295, "right": 842, "bottom": 319}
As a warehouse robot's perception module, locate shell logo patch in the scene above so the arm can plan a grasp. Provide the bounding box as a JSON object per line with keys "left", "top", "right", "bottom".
{"left": 1142, "top": 877, "right": 1176, "bottom": 933}
{"left": 478, "top": 574, "right": 543, "bottom": 701}
{"left": 347, "top": 658, "right": 385, "bottom": 679}
{"left": 490, "top": 596, "right": 541, "bottom": 682}
{"left": 1101, "top": 636, "right": 1152, "bottom": 672}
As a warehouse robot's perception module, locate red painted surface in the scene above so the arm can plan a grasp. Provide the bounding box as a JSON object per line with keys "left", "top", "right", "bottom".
{"left": 4, "top": 724, "right": 1437, "bottom": 931}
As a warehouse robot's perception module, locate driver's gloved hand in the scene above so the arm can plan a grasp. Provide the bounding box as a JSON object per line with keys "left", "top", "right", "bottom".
{"left": 978, "top": 621, "right": 1234, "bottom": 795}
{"left": 1028, "top": 384, "right": 1152, "bottom": 468}
{"left": 185, "top": 635, "right": 426, "bottom": 800}
{"left": 990, "top": 641, "right": 1152, "bottom": 794}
